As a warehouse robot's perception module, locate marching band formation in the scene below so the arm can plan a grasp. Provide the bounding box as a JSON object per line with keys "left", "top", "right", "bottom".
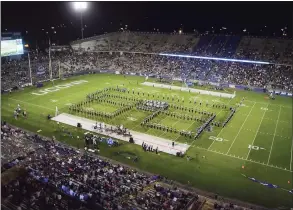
{"left": 68, "top": 87, "right": 237, "bottom": 140}
{"left": 137, "top": 100, "right": 169, "bottom": 112}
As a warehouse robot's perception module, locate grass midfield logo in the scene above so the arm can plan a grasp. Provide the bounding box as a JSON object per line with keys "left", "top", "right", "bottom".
{"left": 31, "top": 80, "right": 88, "bottom": 96}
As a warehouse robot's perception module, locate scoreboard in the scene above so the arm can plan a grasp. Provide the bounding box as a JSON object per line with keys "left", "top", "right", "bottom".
{"left": 1, "top": 39, "right": 24, "bottom": 57}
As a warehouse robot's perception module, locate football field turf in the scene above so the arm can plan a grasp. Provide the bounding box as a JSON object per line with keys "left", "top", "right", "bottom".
{"left": 1, "top": 74, "right": 292, "bottom": 208}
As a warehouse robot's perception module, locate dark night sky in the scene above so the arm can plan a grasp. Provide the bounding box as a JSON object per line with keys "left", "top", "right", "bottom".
{"left": 1, "top": 1, "right": 293, "bottom": 48}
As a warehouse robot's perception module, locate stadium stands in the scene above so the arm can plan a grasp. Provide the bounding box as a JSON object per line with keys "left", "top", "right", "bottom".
{"left": 2, "top": 52, "right": 292, "bottom": 92}
{"left": 70, "top": 32, "right": 292, "bottom": 63}
{"left": 71, "top": 32, "right": 199, "bottom": 53}
{"left": 1, "top": 123, "right": 197, "bottom": 210}
{"left": 1, "top": 123, "right": 256, "bottom": 210}
{"left": 2, "top": 32, "right": 292, "bottom": 92}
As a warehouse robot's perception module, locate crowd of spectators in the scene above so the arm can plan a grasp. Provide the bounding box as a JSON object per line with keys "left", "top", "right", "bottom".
{"left": 2, "top": 123, "right": 200, "bottom": 210}
{"left": 60, "top": 52, "right": 292, "bottom": 91}
{"left": 2, "top": 50, "right": 292, "bottom": 92}
{"left": 1, "top": 123, "right": 38, "bottom": 169}
{"left": 1, "top": 50, "right": 60, "bottom": 90}
{"left": 71, "top": 32, "right": 293, "bottom": 63}
{"left": 1, "top": 32, "right": 292, "bottom": 92}
{"left": 71, "top": 32, "right": 197, "bottom": 54}
{"left": 1, "top": 57, "right": 31, "bottom": 90}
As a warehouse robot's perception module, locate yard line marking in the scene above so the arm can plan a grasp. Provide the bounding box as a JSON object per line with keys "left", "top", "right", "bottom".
{"left": 226, "top": 102, "right": 256, "bottom": 155}
{"left": 8, "top": 98, "right": 55, "bottom": 111}
{"left": 131, "top": 110, "right": 171, "bottom": 133}
{"left": 207, "top": 119, "right": 225, "bottom": 150}
{"left": 207, "top": 107, "right": 231, "bottom": 149}
{"left": 193, "top": 97, "right": 234, "bottom": 149}
{"left": 267, "top": 106, "right": 281, "bottom": 165}
{"left": 174, "top": 118, "right": 198, "bottom": 142}
{"left": 245, "top": 103, "right": 268, "bottom": 160}
{"left": 190, "top": 98, "right": 234, "bottom": 149}
{"left": 245, "top": 100, "right": 291, "bottom": 108}
{"left": 158, "top": 117, "right": 181, "bottom": 138}
{"left": 195, "top": 146, "right": 292, "bottom": 173}
{"left": 290, "top": 137, "right": 293, "bottom": 171}
{"left": 263, "top": 118, "right": 290, "bottom": 123}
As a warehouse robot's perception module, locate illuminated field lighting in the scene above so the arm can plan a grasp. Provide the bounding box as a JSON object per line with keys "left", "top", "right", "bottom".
{"left": 73, "top": 2, "right": 87, "bottom": 10}
{"left": 72, "top": 2, "right": 88, "bottom": 39}
{"left": 159, "top": 53, "right": 271, "bottom": 65}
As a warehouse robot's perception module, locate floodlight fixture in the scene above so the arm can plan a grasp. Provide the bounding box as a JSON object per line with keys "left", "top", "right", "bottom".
{"left": 72, "top": 2, "right": 88, "bottom": 39}
{"left": 73, "top": 2, "right": 87, "bottom": 11}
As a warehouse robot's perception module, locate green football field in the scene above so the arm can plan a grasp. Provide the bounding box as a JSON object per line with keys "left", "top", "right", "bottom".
{"left": 1, "top": 74, "right": 292, "bottom": 208}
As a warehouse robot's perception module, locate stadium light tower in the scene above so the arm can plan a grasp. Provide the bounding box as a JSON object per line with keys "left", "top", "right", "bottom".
{"left": 73, "top": 2, "right": 87, "bottom": 39}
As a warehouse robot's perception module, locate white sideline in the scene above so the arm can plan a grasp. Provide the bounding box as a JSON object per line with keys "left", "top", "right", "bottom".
{"left": 141, "top": 82, "right": 235, "bottom": 98}
{"left": 52, "top": 113, "right": 190, "bottom": 156}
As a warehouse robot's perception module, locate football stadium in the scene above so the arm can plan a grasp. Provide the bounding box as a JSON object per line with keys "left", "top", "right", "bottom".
{"left": 1, "top": 2, "right": 293, "bottom": 210}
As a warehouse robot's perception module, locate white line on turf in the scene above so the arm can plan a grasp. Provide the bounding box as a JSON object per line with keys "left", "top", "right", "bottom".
{"left": 267, "top": 106, "right": 281, "bottom": 165}
{"left": 207, "top": 126, "right": 225, "bottom": 150}
{"left": 7, "top": 94, "right": 292, "bottom": 173}
{"left": 245, "top": 103, "right": 268, "bottom": 160}
{"left": 206, "top": 98, "right": 232, "bottom": 149}
{"left": 225, "top": 102, "right": 256, "bottom": 155}
{"left": 245, "top": 100, "right": 291, "bottom": 108}
{"left": 174, "top": 119, "right": 197, "bottom": 142}
{"left": 263, "top": 118, "right": 290, "bottom": 123}
{"left": 53, "top": 88, "right": 96, "bottom": 106}
{"left": 290, "top": 137, "right": 293, "bottom": 171}
{"left": 206, "top": 112, "right": 226, "bottom": 150}
{"left": 8, "top": 98, "right": 55, "bottom": 111}
{"left": 191, "top": 97, "right": 234, "bottom": 149}
{"left": 131, "top": 111, "right": 170, "bottom": 132}
{"left": 195, "top": 145, "right": 292, "bottom": 173}
{"left": 158, "top": 118, "right": 181, "bottom": 138}
{"left": 225, "top": 126, "right": 291, "bottom": 138}
{"left": 26, "top": 82, "right": 90, "bottom": 102}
